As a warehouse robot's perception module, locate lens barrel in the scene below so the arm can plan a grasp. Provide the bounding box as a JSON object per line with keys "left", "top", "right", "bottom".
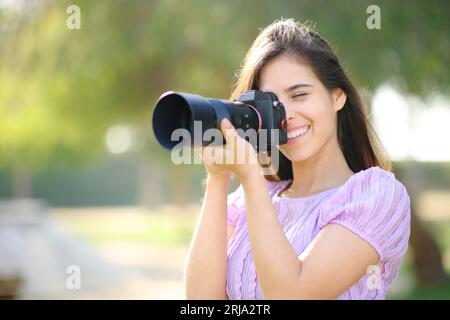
{"left": 152, "top": 91, "right": 260, "bottom": 150}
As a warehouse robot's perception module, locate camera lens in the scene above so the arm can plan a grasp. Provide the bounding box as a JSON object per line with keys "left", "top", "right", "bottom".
{"left": 178, "top": 107, "right": 193, "bottom": 132}
{"left": 152, "top": 91, "right": 261, "bottom": 150}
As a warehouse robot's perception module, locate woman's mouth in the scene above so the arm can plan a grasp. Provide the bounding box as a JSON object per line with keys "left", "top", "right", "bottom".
{"left": 287, "top": 125, "right": 310, "bottom": 144}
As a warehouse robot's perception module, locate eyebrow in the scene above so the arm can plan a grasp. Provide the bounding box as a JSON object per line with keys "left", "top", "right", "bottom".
{"left": 284, "top": 83, "right": 313, "bottom": 93}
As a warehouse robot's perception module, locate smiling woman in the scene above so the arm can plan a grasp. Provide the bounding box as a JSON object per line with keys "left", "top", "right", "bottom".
{"left": 184, "top": 18, "right": 411, "bottom": 300}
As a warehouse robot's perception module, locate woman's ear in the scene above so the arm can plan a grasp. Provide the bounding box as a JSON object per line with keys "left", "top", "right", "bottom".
{"left": 332, "top": 88, "right": 347, "bottom": 112}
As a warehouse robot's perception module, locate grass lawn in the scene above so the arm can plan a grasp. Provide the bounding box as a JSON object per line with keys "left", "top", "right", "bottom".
{"left": 50, "top": 205, "right": 199, "bottom": 247}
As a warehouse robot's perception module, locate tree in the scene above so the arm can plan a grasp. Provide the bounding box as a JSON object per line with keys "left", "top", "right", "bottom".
{"left": 1, "top": 0, "right": 448, "bottom": 286}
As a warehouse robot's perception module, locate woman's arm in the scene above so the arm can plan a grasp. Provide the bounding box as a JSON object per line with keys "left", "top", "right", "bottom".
{"left": 240, "top": 171, "right": 307, "bottom": 297}
{"left": 217, "top": 119, "right": 379, "bottom": 299}
{"left": 184, "top": 174, "right": 231, "bottom": 299}
{"left": 241, "top": 168, "right": 379, "bottom": 299}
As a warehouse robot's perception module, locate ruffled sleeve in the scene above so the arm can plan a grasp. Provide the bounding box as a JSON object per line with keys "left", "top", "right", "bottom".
{"left": 318, "top": 167, "right": 411, "bottom": 263}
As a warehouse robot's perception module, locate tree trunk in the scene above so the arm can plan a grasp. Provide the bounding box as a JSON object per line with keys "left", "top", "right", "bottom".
{"left": 409, "top": 205, "right": 448, "bottom": 285}
{"left": 393, "top": 163, "right": 448, "bottom": 286}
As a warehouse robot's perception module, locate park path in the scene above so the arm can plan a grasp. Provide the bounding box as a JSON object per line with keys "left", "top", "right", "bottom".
{"left": 21, "top": 220, "right": 187, "bottom": 299}
{"left": 1, "top": 202, "right": 187, "bottom": 299}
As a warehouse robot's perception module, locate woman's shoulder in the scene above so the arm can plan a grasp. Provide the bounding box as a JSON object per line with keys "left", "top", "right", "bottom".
{"left": 336, "top": 166, "right": 409, "bottom": 203}
{"left": 319, "top": 165, "right": 411, "bottom": 232}
{"left": 316, "top": 166, "right": 411, "bottom": 229}
{"left": 319, "top": 166, "right": 411, "bottom": 262}
{"left": 266, "top": 166, "right": 409, "bottom": 202}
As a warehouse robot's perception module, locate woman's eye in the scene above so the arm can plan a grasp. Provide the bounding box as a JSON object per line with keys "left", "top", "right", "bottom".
{"left": 292, "top": 93, "right": 308, "bottom": 99}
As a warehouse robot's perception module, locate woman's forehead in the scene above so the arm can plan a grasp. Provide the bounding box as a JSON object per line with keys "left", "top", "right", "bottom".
{"left": 259, "top": 55, "right": 317, "bottom": 92}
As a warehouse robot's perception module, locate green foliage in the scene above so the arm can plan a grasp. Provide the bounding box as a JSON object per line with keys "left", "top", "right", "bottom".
{"left": 0, "top": 0, "right": 448, "bottom": 170}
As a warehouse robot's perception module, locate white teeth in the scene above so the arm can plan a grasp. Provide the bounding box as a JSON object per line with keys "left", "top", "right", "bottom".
{"left": 287, "top": 125, "right": 310, "bottom": 139}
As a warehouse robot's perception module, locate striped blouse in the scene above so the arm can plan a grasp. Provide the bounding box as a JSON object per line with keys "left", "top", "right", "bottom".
{"left": 226, "top": 166, "right": 411, "bottom": 299}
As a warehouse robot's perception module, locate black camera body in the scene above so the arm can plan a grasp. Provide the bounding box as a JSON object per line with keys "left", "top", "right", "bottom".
{"left": 234, "top": 90, "right": 288, "bottom": 151}
{"left": 152, "top": 90, "right": 288, "bottom": 152}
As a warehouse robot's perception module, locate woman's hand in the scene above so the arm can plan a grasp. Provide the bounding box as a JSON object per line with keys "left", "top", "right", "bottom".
{"left": 196, "top": 118, "right": 260, "bottom": 182}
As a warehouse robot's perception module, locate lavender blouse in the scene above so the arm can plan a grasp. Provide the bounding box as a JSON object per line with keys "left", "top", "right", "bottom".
{"left": 226, "top": 166, "right": 411, "bottom": 300}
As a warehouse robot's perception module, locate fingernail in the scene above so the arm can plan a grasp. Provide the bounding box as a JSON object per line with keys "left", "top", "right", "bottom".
{"left": 223, "top": 118, "right": 232, "bottom": 128}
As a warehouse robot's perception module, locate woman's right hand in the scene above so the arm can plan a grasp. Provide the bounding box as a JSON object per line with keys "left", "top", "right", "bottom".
{"left": 195, "top": 144, "right": 232, "bottom": 180}
{"left": 195, "top": 119, "right": 260, "bottom": 183}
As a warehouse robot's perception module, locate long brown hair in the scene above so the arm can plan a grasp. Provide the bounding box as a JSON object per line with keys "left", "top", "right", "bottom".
{"left": 230, "top": 18, "right": 390, "bottom": 181}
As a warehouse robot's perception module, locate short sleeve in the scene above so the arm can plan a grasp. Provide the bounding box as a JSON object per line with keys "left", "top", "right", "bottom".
{"left": 318, "top": 167, "right": 411, "bottom": 263}
{"left": 227, "top": 184, "right": 245, "bottom": 226}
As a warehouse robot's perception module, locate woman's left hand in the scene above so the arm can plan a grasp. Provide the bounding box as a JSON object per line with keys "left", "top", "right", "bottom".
{"left": 199, "top": 118, "right": 260, "bottom": 182}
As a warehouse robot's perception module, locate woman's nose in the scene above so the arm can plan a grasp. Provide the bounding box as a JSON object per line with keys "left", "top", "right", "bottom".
{"left": 283, "top": 102, "right": 295, "bottom": 122}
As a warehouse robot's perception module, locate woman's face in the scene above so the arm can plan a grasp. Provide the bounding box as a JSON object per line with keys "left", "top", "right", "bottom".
{"left": 258, "top": 54, "right": 346, "bottom": 163}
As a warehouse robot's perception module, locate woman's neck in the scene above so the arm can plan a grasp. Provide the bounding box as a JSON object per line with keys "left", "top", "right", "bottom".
{"left": 286, "top": 137, "right": 355, "bottom": 198}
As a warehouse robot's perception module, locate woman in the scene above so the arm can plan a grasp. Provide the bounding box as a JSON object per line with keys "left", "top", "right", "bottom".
{"left": 184, "top": 18, "right": 411, "bottom": 300}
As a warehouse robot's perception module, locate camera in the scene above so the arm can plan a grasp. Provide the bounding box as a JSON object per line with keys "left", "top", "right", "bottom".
{"left": 151, "top": 90, "right": 288, "bottom": 152}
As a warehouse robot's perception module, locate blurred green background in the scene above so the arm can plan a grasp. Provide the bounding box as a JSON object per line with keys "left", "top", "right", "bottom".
{"left": 0, "top": 0, "right": 449, "bottom": 299}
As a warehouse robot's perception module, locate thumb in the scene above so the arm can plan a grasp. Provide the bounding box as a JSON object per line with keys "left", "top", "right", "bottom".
{"left": 220, "top": 118, "right": 239, "bottom": 144}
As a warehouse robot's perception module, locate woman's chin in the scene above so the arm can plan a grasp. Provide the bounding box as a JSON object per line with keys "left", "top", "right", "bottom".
{"left": 280, "top": 148, "right": 312, "bottom": 163}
